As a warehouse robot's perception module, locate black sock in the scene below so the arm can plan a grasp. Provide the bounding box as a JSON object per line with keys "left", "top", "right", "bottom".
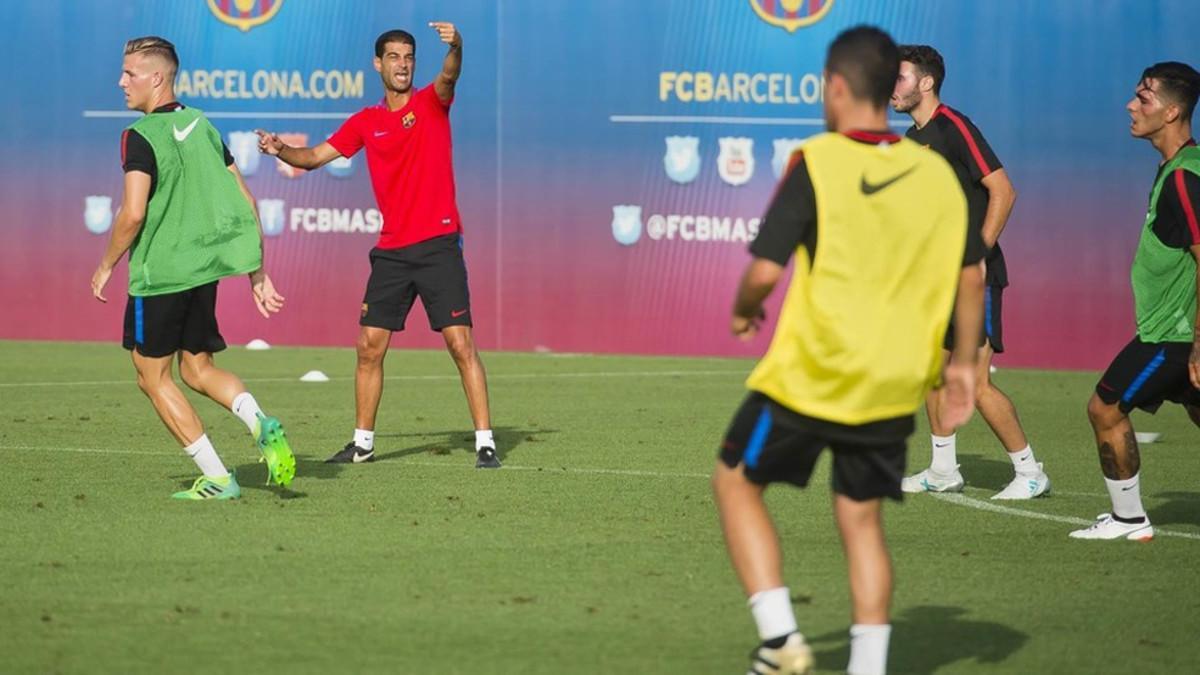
{"left": 1112, "top": 512, "right": 1147, "bottom": 525}
{"left": 762, "top": 633, "right": 793, "bottom": 649}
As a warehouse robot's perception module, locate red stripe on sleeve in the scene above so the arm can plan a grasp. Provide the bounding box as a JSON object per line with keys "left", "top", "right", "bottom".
{"left": 938, "top": 105, "right": 993, "bottom": 177}
{"left": 1174, "top": 169, "right": 1200, "bottom": 245}
{"left": 767, "top": 150, "right": 804, "bottom": 206}
{"left": 120, "top": 129, "right": 128, "bottom": 165}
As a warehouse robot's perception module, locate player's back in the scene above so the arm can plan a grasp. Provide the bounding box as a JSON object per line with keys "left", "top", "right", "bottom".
{"left": 747, "top": 132, "right": 967, "bottom": 425}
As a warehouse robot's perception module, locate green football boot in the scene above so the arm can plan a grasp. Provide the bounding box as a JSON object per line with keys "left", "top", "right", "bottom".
{"left": 256, "top": 413, "right": 296, "bottom": 487}
{"left": 172, "top": 473, "right": 241, "bottom": 500}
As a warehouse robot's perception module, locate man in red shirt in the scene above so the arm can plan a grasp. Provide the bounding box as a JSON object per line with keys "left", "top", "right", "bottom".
{"left": 257, "top": 22, "right": 500, "bottom": 468}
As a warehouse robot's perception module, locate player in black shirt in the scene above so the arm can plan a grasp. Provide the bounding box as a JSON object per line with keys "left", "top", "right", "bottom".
{"left": 891, "top": 45, "right": 1049, "bottom": 500}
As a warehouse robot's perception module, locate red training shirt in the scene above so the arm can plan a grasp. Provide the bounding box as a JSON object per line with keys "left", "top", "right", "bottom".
{"left": 328, "top": 85, "right": 461, "bottom": 249}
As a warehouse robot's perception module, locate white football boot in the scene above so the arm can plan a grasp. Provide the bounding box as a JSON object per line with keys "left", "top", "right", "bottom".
{"left": 991, "top": 463, "right": 1051, "bottom": 500}
{"left": 747, "top": 633, "right": 813, "bottom": 675}
{"left": 1069, "top": 513, "right": 1154, "bottom": 541}
{"left": 901, "top": 466, "right": 965, "bottom": 493}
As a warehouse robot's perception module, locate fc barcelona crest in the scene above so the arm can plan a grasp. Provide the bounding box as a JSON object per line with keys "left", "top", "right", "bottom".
{"left": 748, "top": 0, "right": 834, "bottom": 33}
{"left": 207, "top": 0, "right": 284, "bottom": 32}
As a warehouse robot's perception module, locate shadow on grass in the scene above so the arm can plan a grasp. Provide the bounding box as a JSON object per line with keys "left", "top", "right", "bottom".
{"left": 955, "top": 456, "right": 1018, "bottom": 491}
{"left": 372, "top": 426, "right": 557, "bottom": 463}
{"left": 809, "top": 605, "right": 1028, "bottom": 673}
{"left": 1149, "top": 491, "right": 1200, "bottom": 527}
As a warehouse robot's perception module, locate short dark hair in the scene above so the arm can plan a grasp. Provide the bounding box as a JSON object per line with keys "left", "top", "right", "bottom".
{"left": 375, "top": 29, "right": 415, "bottom": 58}
{"left": 898, "top": 44, "right": 945, "bottom": 96}
{"left": 826, "top": 26, "right": 900, "bottom": 109}
{"left": 124, "top": 36, "right": 179, "bottom": 74}
{"left": 1141, "top": 61, "right": 1200, "bottom": 121}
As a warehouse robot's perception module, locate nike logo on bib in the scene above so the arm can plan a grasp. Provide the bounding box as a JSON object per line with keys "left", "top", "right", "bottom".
{"left": 173, "top": 118, "right": 200, "bottom": 142}
{"left": 860, "top": 166, "right": 916, "bottom": 195}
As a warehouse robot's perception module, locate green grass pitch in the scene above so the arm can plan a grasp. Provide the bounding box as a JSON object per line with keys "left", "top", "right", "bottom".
{"left": 2, "top": 340, "right": 1198, "bottom": 673}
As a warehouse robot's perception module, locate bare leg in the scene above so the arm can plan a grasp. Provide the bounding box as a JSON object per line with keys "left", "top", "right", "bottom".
{"left": 974, "top": 344, "right": 1029, "bottom": 452}
{"left": 713, "top": 461, "right": 782, "bottom": 595}
{"left": 131, "top": 350, "right": 205, "bottom": 446}
{"left": 177, "top": 351, "right": 246, "bottom": 409}
{"left": 925, "top": 350, "right": 954, "bottom": 436}
{"left": 355, "top": 326, "right": 391, "bottom": 430}
{"left": 834, "top": 494, "right": 891, "bottom": 625}
{"left": 1086, "top": 393, "right": 1139, "bottom": 480}
{"left": 442, "top": 325, "right": 491, "bottom": 430}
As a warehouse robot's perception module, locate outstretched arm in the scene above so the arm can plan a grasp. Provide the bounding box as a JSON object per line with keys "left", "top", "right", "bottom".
{"left": 91, "top": 170, "right": 150, "bottom": 302}
{"left": 430, "top": 21, "right": 462, "bottom": 103}
{"left": 256, "top": 130, "right": 342, "bottom": 170}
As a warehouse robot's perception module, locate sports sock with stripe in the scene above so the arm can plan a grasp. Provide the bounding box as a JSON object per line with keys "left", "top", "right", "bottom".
{"left": 183, "top": 433, "right": 229, "bottom": 478}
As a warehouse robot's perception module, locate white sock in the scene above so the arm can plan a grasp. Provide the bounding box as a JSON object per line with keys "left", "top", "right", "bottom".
{"left": 231, "top": 392, "right": 264, "bottom": 435}
{"left": 847, "top": 624, "right": 891, "bottom": 675}
{"left": 183, "top": 434, "right": 229, "bottom": 478}
{"left": 930, "top": 434, "right": 957, "bottom": 474}
{"left": 353, "top": 428, "right": 375, "bottom": 451}
{"left": 1008, "top": 445, "right": 1039, "bottom": 475}
{"left": 1105, "top": 474, "right": 1147, "bottom": 521}
{"left": 475, "top": 429, "right": 495, "bottom": 451}
{"left": 748, "top": 587, "right": 798, "bottom": 641}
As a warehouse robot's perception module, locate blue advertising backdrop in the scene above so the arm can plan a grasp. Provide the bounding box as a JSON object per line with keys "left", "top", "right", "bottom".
{"left": 2, "top": 0, "right": 1198, "bottom": 369}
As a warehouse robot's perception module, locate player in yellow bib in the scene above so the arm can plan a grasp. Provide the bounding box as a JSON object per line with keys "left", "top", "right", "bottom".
{"left": 711, "top": 27, "right": 986, "bottom": 675}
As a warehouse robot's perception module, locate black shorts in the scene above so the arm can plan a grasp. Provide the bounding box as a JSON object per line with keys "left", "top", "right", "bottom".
{"left": 361, "top": 234, "right": 472, "bottom": 332}
{"left": 944, "top": 284, "right": 1004, "bottom": 353}
{"left": 719, "top": 392, "right": 912, "bottom": 502}
{"left": 122, "top": 282, "right": 226, "bottom": 358}
{"left": 1096, "top": 336, "right": 1200, "bottom": 413}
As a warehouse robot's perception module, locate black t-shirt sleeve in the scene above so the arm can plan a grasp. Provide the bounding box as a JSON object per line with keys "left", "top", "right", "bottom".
{"left": 750, "top": 153, "right": 817, "bottom": 266}
{"left": 121, "top": 129, "right": 155, "bottom": 175}
{"left": 945, "top": 113, "right": 1002, "bottom": 183}
{"left": 1153, "top": 168, "right": 1200, "bottom": 249}
{"left": 222, "top": 141, "right": 234, "bottom": 167}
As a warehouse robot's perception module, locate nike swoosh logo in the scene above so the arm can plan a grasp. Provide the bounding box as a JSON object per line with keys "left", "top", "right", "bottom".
{"left": 451, "top": 309, "right": 468, "bottom": 318}
{"left": 173, "top": 118, "right": 200, "bottom": 142}
{"left": 1121, "top": 482, "right": 1138, "bottom": 491}
{"left": 374, "top": 131, "right": 388, "bottom": 137}
{"left": 934, "top": 443, "right": 950, "bottom": 448}
{"left": 860, "top": 166, "right": 916, "bottom": 195}
{"left": 352, "top": 450, "right": 373, "bottom": 463}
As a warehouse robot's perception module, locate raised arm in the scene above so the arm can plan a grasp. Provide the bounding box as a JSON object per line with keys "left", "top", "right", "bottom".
{"left": 256, "top": 130, "right": 342, "bottom": 170}
{"left": 91, "top": 170, "right": 151, "bottom": 302}
{"left": 429, "top": 21, "right": 462, "bottom": 103}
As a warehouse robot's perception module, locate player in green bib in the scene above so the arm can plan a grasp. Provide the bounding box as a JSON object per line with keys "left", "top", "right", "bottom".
{"left": 90, "top": 36, "right": 295, "bottom": 499}
{"left": 1072, "top": 62, "right": 1200, "bottom": 540}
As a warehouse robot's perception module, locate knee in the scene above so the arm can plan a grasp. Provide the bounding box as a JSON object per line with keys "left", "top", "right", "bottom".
{"left": 178, "top": 360, "right": 204, "bottom": 392}
{"left": 711, "top": 461, "right": 747, "bottom": 497}
{"left": 356, "top": 333, "right": 387, "bottom": 366}
{"left": 135, "top": 370, "right": 166, "bottom": 397}
{"left": 444, "top": 332, "right": 475, "bottom": 363}
{"left": 1087, "top": 394, "right": 1120, "bottom": 429}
